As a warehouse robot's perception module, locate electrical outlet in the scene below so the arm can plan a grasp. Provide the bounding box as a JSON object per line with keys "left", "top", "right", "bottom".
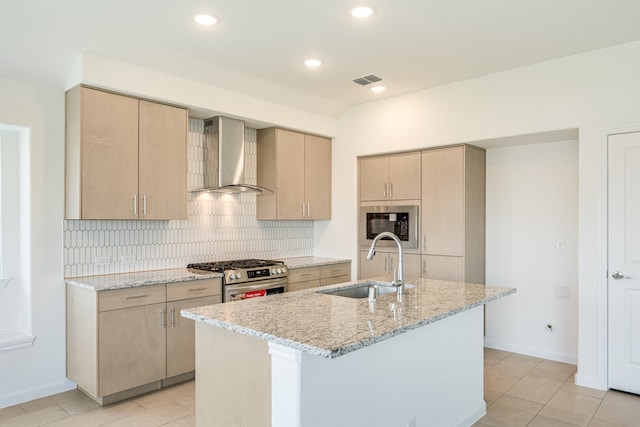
{"left": 555, "top": 286, "right": 571, "bottom": 300}
{"left": 121, "top": 254, "right": 135, "bottom": 264}
{"left": 94, "top": 256, "right": 110, "bottom": 266}
{"left": 555, "top": 240, "right": 566, "bottom": 253}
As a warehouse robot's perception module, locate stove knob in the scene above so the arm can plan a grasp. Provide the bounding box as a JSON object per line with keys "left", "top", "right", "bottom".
{"left": 271, "top": 269, "right": 277, "bottom": 274}
{"left": 277, "top": 268, "right": 283, "bottom": 274}
{"left": 236, "top": 272, "right": 242, "bottom": 279}
{"left": 281, "top": 267, "right": 287, "bottom": 274}
{"left": 229, "top": 273, "right": 236, "bottom": 280}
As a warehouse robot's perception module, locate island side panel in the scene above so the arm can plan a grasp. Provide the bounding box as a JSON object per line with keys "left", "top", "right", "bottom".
{"left": 195, "top": 322, "right": 271, "bottom": 427}
{"left": 270, "top": 305, "right": 485, "bottom": 427}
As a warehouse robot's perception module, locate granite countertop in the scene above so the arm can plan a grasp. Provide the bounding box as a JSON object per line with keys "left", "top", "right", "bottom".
{"left": 182, "top": 278, "right": 515, "bottom": 359}
{"left": 280, "top": 256, "right": 351, "bottom": 269}
{"left": 65, "top": 268, "right": 223, "bottom": 292}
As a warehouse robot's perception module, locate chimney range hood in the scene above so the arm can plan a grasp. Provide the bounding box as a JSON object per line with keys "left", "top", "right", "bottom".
{"left": 192, "top": 116, "right": 270, "bottom": 193}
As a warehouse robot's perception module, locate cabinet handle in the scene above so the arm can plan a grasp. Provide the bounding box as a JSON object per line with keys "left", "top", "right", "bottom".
{"left": 143, "top": 195, "right": 147, "bottom": 215}
{"left": 301, "top": 202, "right": 305, "bottom": 217}
{"left": 188, "top": 287, "right": 208, "bottom": 292}
{"left": 390, "top": 183, "right": 393, "bottom": 199}
{"left": 307, "top": 202, "right": 311, "bottom": 217}
{"left": 161, "top": 309, "right": 165, "bottom": 329}
{"left": 133, "top": 194, "right": 137, "bottom": 215}
{"left": 170, "top": 308, "right": 175, "bottom": 328}
{"left": 422, "top": 259, "right": 426, "bottom": 275}
{"left": 423, "top": 236, "right": 426, "bottom": 251}
{"left": 126, "top": 294, "right": 148, "bottom": 300}
{"left": 383, "top": 183, "right": 387, "bottom": 198}
{"left": 384, "top": 257, "right": 387, "bottom": 273}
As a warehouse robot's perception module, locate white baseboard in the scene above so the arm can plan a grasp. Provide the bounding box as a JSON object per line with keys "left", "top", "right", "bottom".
{"left": 456, "top": 400, "right": 486, "bottom": 427}
{"left": 484, "top": 339, "right": 578, "bottom": 365}
{"left": 0, "top": 379, "right": 76, "bottom": 409}
{"left": 574, "top": 373, "right": 607, "bottom": 391}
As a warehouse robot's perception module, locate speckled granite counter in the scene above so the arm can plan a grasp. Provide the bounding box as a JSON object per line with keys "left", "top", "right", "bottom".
{"left": 65, "top": 268, "right": 222, "bottom": 291}
{"left": 183, "top": 278, "right": 515, "bottom": 358}
{"left": 280, "top": 256, "right": 351, "bottom": 269}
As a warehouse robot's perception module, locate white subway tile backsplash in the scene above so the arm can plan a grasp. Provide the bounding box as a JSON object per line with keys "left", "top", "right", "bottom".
{"left": 63, "top": 118, "right": 313, "bottom": 277}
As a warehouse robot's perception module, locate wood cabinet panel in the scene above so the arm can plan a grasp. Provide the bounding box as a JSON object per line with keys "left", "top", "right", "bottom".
{"left": 98, "top": 303, "right": 167, "bottom": 396}
{"left": 138, "top": 100, "right": 187, "bottom": 220}
{"left": 320, "top": 263, "right": 351, "bottom": 279}
{"left": 98, "top": 284, "right": 165, "bottom": 312}
{"left": 166, "top": 295, "right": 221, "bottom": 377}
{"left": 257, "top": 128, "right": 331, "bottom": 220}
{"left": 66, "top": 86, "right": 187, "bottom": 220}
{"left": 79, "top": 86, "right": 139, "bottom": 220}
{"left": 359, "top": 252, "right": 421, "bottom": 280}
{"left": 288, "top": 262, "right": 351, "bottom": 291}
{"left": 359, "top": 152, "right": 421, "bottom": 202}
{"left": 166, "top": 278, "right": 222, "bottom": 301}
{"left": 422, "top": 255, "right": 464, "bottom": 282}
{"left": 288, "top": 266, "right": 320, "bottom": 284}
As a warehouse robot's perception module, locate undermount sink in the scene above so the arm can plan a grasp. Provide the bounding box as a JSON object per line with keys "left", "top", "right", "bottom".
{"left": 319, "top": 282, "right": 414, "bottom": 299}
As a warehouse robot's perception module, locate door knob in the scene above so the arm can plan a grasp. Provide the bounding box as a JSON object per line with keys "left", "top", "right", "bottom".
{"left": 611, "top": 271, "right": 625, "bottom": 280}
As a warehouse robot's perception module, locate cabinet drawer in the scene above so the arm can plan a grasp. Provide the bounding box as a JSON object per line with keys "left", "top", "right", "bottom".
{"left": 98, "top": 284, "right": 166, "bottom": 312}
{"left": 167, "top": 279, "right": 222, "bottom": 302}
{"left": 288, "top": 280, "right": 318, "bottom": 292}
{"left": 320, "top": 275, "right": 351, "bottom": 287}
{"left": 288, "top": 266, "right": 320, "bottom": 283}
{"left": 320, "top": 263, "right": 351, "bottom": 279}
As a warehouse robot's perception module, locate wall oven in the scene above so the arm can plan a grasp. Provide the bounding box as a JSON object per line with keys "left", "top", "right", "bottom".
{"left": 359, "top": 205, "right": 419, "bottom": 249}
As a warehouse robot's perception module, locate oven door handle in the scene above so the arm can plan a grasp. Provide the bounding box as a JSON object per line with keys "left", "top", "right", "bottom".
{"left": 224, "top": 278, "right": 288, "bottom": 300}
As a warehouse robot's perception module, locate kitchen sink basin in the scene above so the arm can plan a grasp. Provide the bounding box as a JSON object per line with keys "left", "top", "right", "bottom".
{"left": 318, "top": 282, "right": 414, "bottom": 299}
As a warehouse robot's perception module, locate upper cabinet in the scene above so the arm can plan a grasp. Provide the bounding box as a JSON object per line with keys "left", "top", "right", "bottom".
{"left": 421, "top": 145, "right": 485, "bottom": 283}
{"left": 359, "top": 152, "right": 421, "bottom": 202}
{"left": 65, "top": 86, "right": 187, "bottom": 220}
{"left": 256, "top": 128, "right": 331, "bottom": 220}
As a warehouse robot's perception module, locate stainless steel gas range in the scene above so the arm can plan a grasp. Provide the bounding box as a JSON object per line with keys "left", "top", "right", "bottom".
{"left": 187, "top": 259, "right": 288, "bottom": 302}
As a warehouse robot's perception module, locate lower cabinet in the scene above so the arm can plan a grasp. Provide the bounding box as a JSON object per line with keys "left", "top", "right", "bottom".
{"left": 67, "top": 278, "right": 221, "bottom": 405}
{"left": 421, "top": 255, "right": 464, "bottom": 282}
{"left": 287, "top": 262, "right": 351, "bottom": 292}
{"left": 358, "top": 251, "right": 422, "bottom": 280}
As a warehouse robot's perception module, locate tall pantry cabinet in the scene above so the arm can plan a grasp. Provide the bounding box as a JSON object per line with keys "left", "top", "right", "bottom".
{"left": 421, "top": 145, "right": 485, "bottom": 283}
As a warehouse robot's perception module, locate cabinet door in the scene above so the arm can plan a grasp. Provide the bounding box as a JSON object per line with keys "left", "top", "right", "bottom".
{"left": 359, "top": 250, "right": 388, "bottom": 279}
{"left": 422, "top": 147, "right": 464, "bottom": 256}
{"left": 389, "top": 253, "right": 422, "bottom": 280}
{"left": 81, "top": 87, "right": 139, "bottom": 220}
{"left": 98, "top": 303, "right": 166, "bottom": 396}
{"left": 422, "top": 255, "right": 464, "bottom": 282}
{"left": 389, "top": 152, "right": 421, "bottom": 200}
{"left": 276, "top": 129, "right": 306, "bottom": 218}
{"left": 359, "top": 156, "right": 389, "bottom": 201}
{"left": 305, "top": 135, "right": 331, "bottom": 219}
{"left": 139, "top": 100, "right": 187, "bottom": 220}
{"left": 166, "top": 295, "right": 221, "bottom": 377}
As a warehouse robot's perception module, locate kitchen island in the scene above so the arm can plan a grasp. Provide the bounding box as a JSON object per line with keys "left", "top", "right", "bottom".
{"left": 182, "top": 278, "right": 515, "bottom": 427}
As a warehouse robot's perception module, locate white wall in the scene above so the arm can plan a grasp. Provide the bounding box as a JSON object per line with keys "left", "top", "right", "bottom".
{"left": 0, "top": 77, "right": 75, "bottom": 407}
{"left": 318, "top": 40, "right": 640, "bottom": 389}
{"left": 484, "top": 140, "right": 578, "bottom": 363}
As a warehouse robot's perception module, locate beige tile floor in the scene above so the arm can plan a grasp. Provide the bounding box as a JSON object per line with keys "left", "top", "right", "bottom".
{"left": 1, "top": 348, "right": 639, "bottom": 426}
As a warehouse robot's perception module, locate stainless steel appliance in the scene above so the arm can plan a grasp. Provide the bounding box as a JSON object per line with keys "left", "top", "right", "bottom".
{"left": 187, "top": 259, "right": 288, "bottom": 302}
{"left": 359, "top": 205, "right": 419, "bottom": 249}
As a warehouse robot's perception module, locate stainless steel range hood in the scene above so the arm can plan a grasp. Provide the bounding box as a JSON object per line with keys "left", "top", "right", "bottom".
{"left": 192, "top": 116, "right": 270, "bottom": 193}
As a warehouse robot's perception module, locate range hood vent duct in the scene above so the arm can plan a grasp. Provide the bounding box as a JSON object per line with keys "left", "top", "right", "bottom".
{"left": 192, "top": 116, "right": 270, "bottom": 194}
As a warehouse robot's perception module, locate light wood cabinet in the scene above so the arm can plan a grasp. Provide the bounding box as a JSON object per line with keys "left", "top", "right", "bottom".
{"left": 67, "top": 278, "right": 221, "bottom": 405}
{"left": 287, "top": 262, "right": 351, "bottom": 292}
{"left": 359, "top": 152, "right": 421, "bottom": 201}
{"left": 421, "top": 145, "right": 485, "bottom": 283}
{"left": 257, "top": 128, "right": 332, "bottom": 220}
{"left": 358, "top": 251, "right": 421, "bottom": 280}
{"left": 65, "top": 85, "right": 187, "bottom": 220}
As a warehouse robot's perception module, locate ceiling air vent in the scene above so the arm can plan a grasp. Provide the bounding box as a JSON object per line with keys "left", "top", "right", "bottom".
{"left": 352, "top": 74, "right": 384, "bottom": 86}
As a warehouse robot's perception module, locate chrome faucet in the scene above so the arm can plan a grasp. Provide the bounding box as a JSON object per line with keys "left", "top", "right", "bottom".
{"left": 366, "top": 231, "right": 404, "bottom": 296}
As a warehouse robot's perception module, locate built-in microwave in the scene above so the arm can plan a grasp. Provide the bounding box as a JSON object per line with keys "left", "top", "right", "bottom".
{"left": 359, "top": 205, "right": 419, "bottom": 249}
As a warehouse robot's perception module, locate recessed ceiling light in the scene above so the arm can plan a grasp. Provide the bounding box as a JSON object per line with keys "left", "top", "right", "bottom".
{"left": 371, "top": 86, "right": 386, "bottom": 93}
{"left": 304, "top": 59, "right": 322, "bottom": 67}
{"left": 351, "top": 6, "right": 374, "bottom": 18}
{"left": 194, "top": 14, "right": 217, "bottom": 25}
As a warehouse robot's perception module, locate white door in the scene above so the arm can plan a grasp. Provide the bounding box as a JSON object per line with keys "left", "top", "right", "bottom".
{"left": 608, "top": 131, "right": 640, "bottom": 394}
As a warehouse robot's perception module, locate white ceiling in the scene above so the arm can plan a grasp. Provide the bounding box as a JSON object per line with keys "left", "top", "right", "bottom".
{"left": 3, "top": 0, "right": 640, "bottom": 118}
